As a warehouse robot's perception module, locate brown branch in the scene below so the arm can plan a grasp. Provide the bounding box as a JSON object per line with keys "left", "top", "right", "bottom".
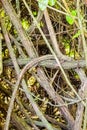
{"left": 35, "top": 68, "right": 74, "bottom": 130}
{"left": 1, "top": 1, "right": 75, "bottom": 129}
{"left": 44, "top": 9, "right": 72, "bottom": 61}
{"left": 11, "top": 113, "right": 32, "bottom": 130}
{"left": 4, "top": 56, "right": 86, "bottom": 69}
{"left": 27, "top": 9, "right": 44, "bottom": 34}
{"left": 45, "top": 115, "right": 68, "bottom": 130}
{"left": 73, "top": 69, "right": 87, "bottom": 130}
{"left": 2, "top": 77, "right": 40, "bottom": 130}
{"left": 1, "top": 0, "right": 36, "bottom": 58}
{"left": 14, "top": 57, "right": 74, "bottom": 130}
{"left": 16, "top": 98, "right": 40, "bottom": 130}
{"left": 9, "top": 34, "right": 26, "bottom": 57}
{"left": 1, "top": 18, "right": 54, "bottom": 130}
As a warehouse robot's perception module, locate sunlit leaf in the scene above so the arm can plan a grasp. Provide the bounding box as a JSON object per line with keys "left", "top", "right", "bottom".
{"left": 48, "top": 0, "right": 57, "bottom": 6}
{"left": 66, "top": 15, "right": 74, "bottom": 25}
{"left": 27, "top": 76, "right": 36, "bottom": 86}
{"left": 72, "top": 30, "right": 81, "bottom": 39}
{"left": 33, "top": 11, "right": 37, "bottom": 16}
{"left": 21, "top": 19, "right": 29, "bottom": 30}
{"left": 69, "top": 50, "right": 75, "bottom": 58}
{"left": 40, "top": 21, "right": 44, "bottom": 27}
{"left": 0, "top": 10, "right": 5, "bottom": 17}
{"left": 38, "top": 0, "right": 48, "bottom": 11}
{"left": 71, "top": 10, "right": 77, "bottom": 16}
{"left": 74, "top": 73, "right": 79, "bottom": 80}
{"left": 75, "top": 51, "right": 81, "bottom": 59}
{"left": 0, "top": 33, "right": 3, "bottom": 40}
{"left": 65, "top": 43, "right": 70, "bottom": 55}
{"left": 38, "top": 21, "right": 44, "bottom": 27}
{"left": 66, "top": 10, "right": 77, "bottom": 25}
{"left": 6, "top": 21, "right": 12, "bottom": 31}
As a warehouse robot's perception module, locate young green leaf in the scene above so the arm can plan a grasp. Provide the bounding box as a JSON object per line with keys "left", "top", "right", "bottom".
{"left": 65, "top": 43, "right": 70, "bottom": 55}
{"left": 48, "top": 0, "right": 57, "bottom": 6}
{"left": 66, "top": 10, "right": 77, "bottom": 25}
{"left": 72, "top": 30, "right": 81, "bottom": 39}
{"left": 21, "top": 19, "right": 29, "bottom": 31}
{"left": 70, "top": 50, "right": 75, "bottom": 58}
{"left": 66, "top": 15, "right": 74, "bottom": 25}
{"left": 38, "top": 0, "right": 48, "bottom": 11}
{"left": 33, "top": 11, "right": 37, "bottom": 16}
{"left": 71, "top": 10, "right": 77, "bottom": 16}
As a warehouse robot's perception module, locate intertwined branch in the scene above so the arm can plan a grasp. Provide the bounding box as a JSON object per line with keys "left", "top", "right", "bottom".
{"left": 0, "top": 0, "right": 87, "bottom": 130}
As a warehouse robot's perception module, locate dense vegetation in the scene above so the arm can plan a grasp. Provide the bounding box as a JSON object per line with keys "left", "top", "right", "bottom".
{"left": 0, "top": 0, "right": 87, "bottom": 130}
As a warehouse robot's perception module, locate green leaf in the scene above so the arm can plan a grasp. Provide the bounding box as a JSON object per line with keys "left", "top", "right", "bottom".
{"left": 66, "top": 15, "right": 74, "bottom": 25}
{"left": 33, "top": 11, "right": 37, "bottom": 16}
{"left": 66, "top": 10, "right": 77, "bottom": 25}
{"left": 21, "top": 19, "right": 29, "bottom": 31}
{"left": 48, "top": 0, "right": 57, "bottom": 6}
{"left": 72, "top": 30, "right": 81, "bottom": 39}
{"left": 0, "top": 10, "right": 5, "bottom": 18}
{"left": 38, "top": 0, "right": 48, "bottom": 11}
{"left": 71, "top": 10, "right": 77, "bottom": 16}
{"left": 65, "top": 43, "right": 70, "bottom": 55}
{"left": 70, "top": 50, "right": 75, "bottom": 58}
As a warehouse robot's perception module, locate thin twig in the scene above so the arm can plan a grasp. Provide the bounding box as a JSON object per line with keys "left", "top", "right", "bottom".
{"left": 22, "top": 0, "right": 84, "bottom": 105}
{"left": 77, "top": 0, "right": 87, "bottom": 68}
{"left": 83, "top": 99, "right": 87, "bottom": 130}
{"left": 1, "top": 0, "right": 36, "bottom": 57}
{"left": 1, "top": 18, "right": 54, "bottom": 130}
{"left": 0, "top": 34, "right": 3, "bottom": 74}
{"left": 44, "top": 9, "right": 71, "bottom": 60}
{"left": 9, "top": 34, "right": 26, "bottom": 57}
{"left": 27, "top": 9, "right": 44, "bottom": 34}
{"left": 74, "top": 69, "right": 87, "bottom": 130}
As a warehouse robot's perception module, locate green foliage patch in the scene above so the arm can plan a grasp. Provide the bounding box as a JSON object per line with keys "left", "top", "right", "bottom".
{"left": 38, "top": 0, "right": 57, "bottom": 11}
{"left": 66, "top": 10, "right": 77, "bottom": 25}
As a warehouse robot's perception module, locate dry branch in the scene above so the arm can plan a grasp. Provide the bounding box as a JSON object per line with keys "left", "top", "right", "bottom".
{"left": 1, "top": 18, "right": 54, "bottom": 130}
{"left": 1, "top": 0, "right": 37, "bottom": 58}
{"left": 0, "top": 0, "right": 80, "bottom": 130}
{"left": 44, "top": 9, "right": 71, "bottom": 61}
{"left": 3, "top": 56, "right": 87, "bottom": 69}
{"left": 74, "top": 69, "right": 87, "bottom": 130}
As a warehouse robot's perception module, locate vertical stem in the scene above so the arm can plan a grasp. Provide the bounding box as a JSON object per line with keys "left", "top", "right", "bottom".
{"left": 83, "top": 99, "right": 87, "bottom": 130}
{"left": 77, "top": 0, "right": 87, "bottom": 68}
{"left": 0, "top": 38, "right": 3, "bottom": 74}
